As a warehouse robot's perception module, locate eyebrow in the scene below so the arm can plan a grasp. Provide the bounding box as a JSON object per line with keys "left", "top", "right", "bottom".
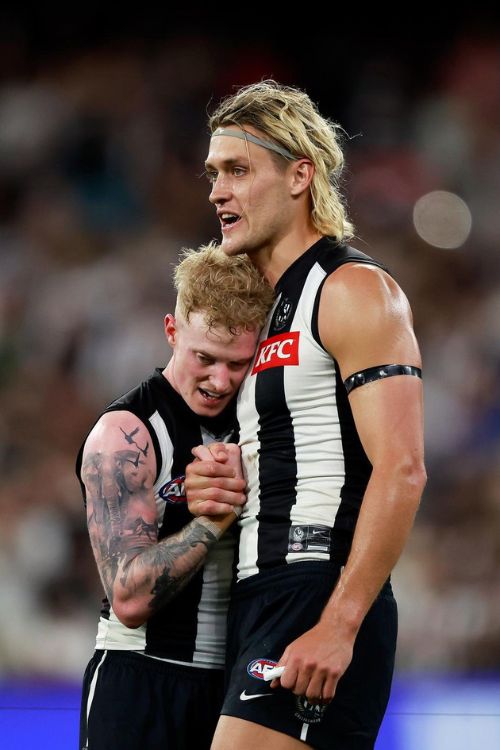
{"left": 197, "top": 349, "right": 253, "bottom": 365}
{"left": 204, "top": 156, "right": 249, "bottom": 170}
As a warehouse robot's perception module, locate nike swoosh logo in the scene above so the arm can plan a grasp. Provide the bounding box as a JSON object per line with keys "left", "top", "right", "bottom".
{"left": 240, "top": 690, "right": 273, "bottom": 701}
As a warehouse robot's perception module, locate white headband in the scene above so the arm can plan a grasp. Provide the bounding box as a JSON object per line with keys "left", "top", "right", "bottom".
{"left": 212, "top": 127, "right": 299, "bottom": 161}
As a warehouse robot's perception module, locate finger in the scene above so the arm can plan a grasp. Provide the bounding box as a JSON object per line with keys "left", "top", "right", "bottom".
{"left": 278, "top": 660, "right": 298, "bottom": 692}
{"left": 188, "top": 489, "right": 246, "bottom": 514}
{"left": 263, "top": 666, "right": 285, "bottom": 682}
{"left": 292, "top": 667, "right": 312, "bottom": 697}
{"left": 186, "top": 461, "right": 239, "bottom": 480}
{"left": 190, "top": 477, "right": 246, "bottom": 493}
{"left": 222, "top": 444, "right": 244, "bottom": 478}
{"left": 197, "top": 501, "right": 239, "bottom": 515}
{"left": 305, "top": 672, "right": 326, "bottom": 703}
{"left": 199, "top": 484, "right": 246, "bottom": 503}
{"left": 320, "top": 675, "right": 337, "bottom": 704}
{"left": 271, "top": 649, "right": 290, "bottom": 688}
{"left": 224, "top": 443, "right": 241, "bottom": 457}
{"left": 191, "top": 445, "right": 217, "bottom": 461}
{"left": 207, "top": 442, "right": 230, "bottom": 461}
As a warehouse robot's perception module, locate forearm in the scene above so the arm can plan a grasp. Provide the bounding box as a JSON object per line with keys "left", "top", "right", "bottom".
{"left": 112, "top": 514, "right": 234, "bottom": 627}
{"left": 320, "top": 464, "right": 425, "bottom": 636}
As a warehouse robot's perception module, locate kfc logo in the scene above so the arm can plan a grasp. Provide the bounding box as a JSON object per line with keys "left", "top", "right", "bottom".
{"left": 251, "top": 332, "right": 300, "bottom": 375}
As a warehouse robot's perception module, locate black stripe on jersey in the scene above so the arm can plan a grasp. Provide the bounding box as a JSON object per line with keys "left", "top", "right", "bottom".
{"left": 332, "top": 358, "right": 373, "bottom": 534}
{"left": 255, "top": 358, "right": 298, "bottom": 570}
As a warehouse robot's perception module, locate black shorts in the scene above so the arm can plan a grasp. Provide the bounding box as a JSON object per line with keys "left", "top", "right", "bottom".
{"left": 80, "top": 649, "right": 224, "bottom": 750}
{"left": 222, "top": 562, "right": 397, "bottom": 750}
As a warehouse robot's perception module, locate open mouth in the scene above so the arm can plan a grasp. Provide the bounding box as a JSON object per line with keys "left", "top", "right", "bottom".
{"left": 199, "top": 387, "right": 225, "bottom": 402}
{"left": 220, "top": 212, "right": 241, "bottom": 230}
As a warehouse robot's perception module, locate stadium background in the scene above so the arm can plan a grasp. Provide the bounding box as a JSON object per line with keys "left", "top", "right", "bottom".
{"left": 0, "top": 9, "right": 499, "bottom": 748}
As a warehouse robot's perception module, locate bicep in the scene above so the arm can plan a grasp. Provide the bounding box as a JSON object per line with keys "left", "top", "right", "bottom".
{"left": 348, "top": 375, "right": 424, "bottom": 469}
{"left": 319, "top": 265, "right": 424, "bottom": 466}
{"left": 81, "top": 411, "right": 158, "bottom": 591}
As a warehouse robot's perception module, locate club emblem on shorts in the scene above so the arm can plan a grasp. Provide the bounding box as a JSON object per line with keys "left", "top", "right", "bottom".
{"left": 294, "top": 695, "right": 327, "bottom": 724}
{"left": 291, "top": 526, "right": 305, "bottom": 551}
{"left": 159, "top": 475, "right": 186, "bottom": 503}
{"left": 247, "top": 658, "right": 278, "bottom": 680}
{"left": 272, "top": 296, "right": 294, "bottom": 331}
{"left": 288, "top": 525, "right": 331, "bottom": 554}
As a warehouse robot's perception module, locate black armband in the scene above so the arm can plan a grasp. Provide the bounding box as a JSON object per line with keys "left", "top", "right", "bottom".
{"left": 344, "top": 364, "right": 422, "bottom": 394}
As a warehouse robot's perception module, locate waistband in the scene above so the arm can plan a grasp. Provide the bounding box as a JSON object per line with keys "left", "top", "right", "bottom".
{"left": 93, "top": 649, "right": 224, "bottom": 676}
{"left": 232, "top": 560, "right": 343, "bottom": 599}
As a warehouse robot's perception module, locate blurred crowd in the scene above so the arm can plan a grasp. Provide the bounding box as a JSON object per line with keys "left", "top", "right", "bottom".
{"left": 0, "top": 23, "right": 499, "bottom": 679}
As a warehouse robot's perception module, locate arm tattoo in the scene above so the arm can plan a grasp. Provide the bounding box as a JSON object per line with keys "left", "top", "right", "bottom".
{"left": 83, "top": 423, "right": 222, "bottom": 617}
{"left": 119, "top": 426, "right": 150, "bottom": 457}
{"left": 82, "top": 428, "right": 155, "bottom": 605}
{"left": 145, "top": 520, "right": 217, "bottom": 612}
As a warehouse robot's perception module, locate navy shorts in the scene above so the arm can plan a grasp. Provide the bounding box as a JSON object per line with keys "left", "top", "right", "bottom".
{"left": 222, "top": 562, "right": 397, "bottom": 750}
{"left": 80, "top": 649, "right": 224, "bottom": 750}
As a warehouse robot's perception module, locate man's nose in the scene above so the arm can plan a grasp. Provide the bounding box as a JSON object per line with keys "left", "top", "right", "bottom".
{"left": 209, "top": 174, "right": 231, "bottom": 204}
{"left": 208, "top": 364, "right": 231, "bottom": 392}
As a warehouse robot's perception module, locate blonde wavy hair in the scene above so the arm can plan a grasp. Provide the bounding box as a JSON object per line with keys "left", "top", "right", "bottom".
{"left": 209, "top": 80, "right": 354, "bottom": 241}
{"left": 174, "top": 241, "right": 275, "bottom": 332}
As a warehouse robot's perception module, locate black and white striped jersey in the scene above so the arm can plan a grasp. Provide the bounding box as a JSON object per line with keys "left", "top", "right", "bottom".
{"left": 236, "top": 238, "right": 386, "bottom": 581}
{"left": 76, "top": 369, "right": 237, "bottom": 668}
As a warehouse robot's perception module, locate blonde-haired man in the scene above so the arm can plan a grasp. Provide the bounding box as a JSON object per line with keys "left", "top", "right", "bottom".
{"left": 186, "top": 81, "right": 426, "bottom": 749}
{"left": 77, "top": 243, "right": 273, "bottom": 750}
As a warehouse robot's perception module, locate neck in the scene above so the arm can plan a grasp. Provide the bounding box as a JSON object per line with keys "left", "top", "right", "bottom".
{"left": 251, "top": 225, "right": 323, "bottom": 288}
{"left": 162, "top": 362, "right": 176, "bottom": 390}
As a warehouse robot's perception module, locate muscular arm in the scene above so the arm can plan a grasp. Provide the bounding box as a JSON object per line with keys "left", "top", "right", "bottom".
{"left": 276, "top": 264, "right": 427, "bottom": 701}
{"left": 82, "top": 410, "right": 235, "bottom": 628}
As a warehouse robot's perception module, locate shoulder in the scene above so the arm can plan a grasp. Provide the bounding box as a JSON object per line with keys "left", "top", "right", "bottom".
{"left": 324, "top": 261, "right": 404, "bottom": 300}
{"left": 82, "top": 410, "right": 157, "bottom": 475}
{"left": 319, "top": 263, "right": 419, "bottom": 374}
{"left": 321, "top": 263, "right": 411, "bottom": 327}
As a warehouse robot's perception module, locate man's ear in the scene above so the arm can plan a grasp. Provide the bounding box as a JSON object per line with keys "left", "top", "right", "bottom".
{"left": 289, "top": 158, "right": 315, "bottom": 197}
{"left": 164, "top": 314, "right": 177, "bottom": 347}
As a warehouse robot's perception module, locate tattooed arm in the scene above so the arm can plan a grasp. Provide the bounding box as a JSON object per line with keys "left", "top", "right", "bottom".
{"left": 81, "top": 410, "right": 235, "bottom": 628}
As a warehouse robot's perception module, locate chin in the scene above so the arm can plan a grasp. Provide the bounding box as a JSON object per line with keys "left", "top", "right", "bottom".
{"left": 220, "top": 237, "right": 245, "bottom": 257}
{"left": 192, "top": 396, "right": 228, "bottom": 417}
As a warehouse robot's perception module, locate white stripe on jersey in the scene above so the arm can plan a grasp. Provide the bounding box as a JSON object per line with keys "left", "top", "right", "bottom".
{"left": 150, "top": 409, "right": 173, "bottom": 530}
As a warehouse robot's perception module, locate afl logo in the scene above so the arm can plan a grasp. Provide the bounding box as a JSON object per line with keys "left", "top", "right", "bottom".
{"left": 273, "top": 297, "right": 293, "bottom": 331}
{"left": 159, "top": 476, "right": 186, "bottom": 504}
{"left": 247, "top": 658, "right": 278, "bottom": 680}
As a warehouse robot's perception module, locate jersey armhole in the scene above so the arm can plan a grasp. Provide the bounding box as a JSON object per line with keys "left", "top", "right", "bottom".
{"left": 311, "top": 259, "right": 391, "bottom": 352}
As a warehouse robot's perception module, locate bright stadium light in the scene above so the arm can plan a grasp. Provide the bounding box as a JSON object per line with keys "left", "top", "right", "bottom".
{"left": 413, "top": 190, "right": 472, "bottom": 249}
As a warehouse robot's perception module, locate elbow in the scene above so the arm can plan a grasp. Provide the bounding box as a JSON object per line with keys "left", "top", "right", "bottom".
{"left": 410, "top": 460, "right": 427, "bottom": 493}
{"left": 374, "top": 455, "right": 427, "bottom": 501}
{"left": 113, "top": 599, "right": 147, "bottom": 629}
{"left": 396, "top": 457, "right": 427, "bottom": 501}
